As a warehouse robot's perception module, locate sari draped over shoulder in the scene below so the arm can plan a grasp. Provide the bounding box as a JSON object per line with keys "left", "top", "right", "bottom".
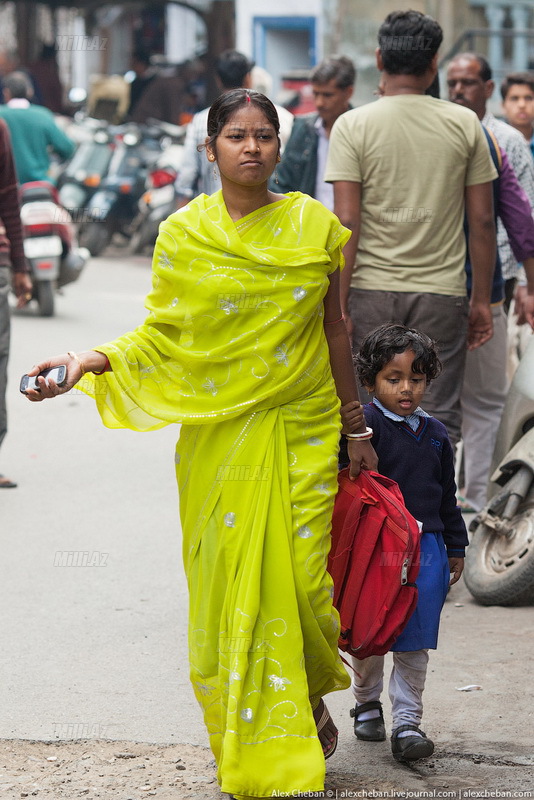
{"left": 81, "top": 191, "right": 348, "bottom": 429}
{"left": 80, "top": 191, "right": 351, "bottom": 799}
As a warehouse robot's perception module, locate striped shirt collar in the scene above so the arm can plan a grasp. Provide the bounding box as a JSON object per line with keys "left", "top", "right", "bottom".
{"left": 372, "top": 396, "right": 429, "bottom": 432}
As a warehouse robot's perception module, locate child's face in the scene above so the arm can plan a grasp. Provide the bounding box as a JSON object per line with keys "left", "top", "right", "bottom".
{"left": 367, "top": 349, "right": 427, "bottom": 417}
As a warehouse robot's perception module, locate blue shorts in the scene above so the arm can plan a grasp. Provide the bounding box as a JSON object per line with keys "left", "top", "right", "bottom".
{"left": 391, "top": 531, "right": 450, "bottom": 652}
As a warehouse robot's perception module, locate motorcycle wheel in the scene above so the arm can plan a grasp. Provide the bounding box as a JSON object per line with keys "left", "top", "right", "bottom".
{"left": 81, "top": 222, "right": 110, "bottom": 257}
{"left": 464, "top": 492, "right": 534, "bottom": 606}
{"left": 127, "top": 226, "right": 146, "bottom": 255}
{"left": 36, "top": 280, "right": 55, "bottom": 317}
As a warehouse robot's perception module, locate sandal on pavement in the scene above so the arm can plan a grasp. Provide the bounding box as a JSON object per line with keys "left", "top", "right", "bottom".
{"left": 313, "top": 698, "right": 338, "bottom": 759}
{"left": 391, "top": 724, "right": 434, "bottom": 762}
{"left": 0, "top": 474, "right": 17, "bottom": 488}
{"left": 350, "top": 700, "right": 386, "bottom": 741}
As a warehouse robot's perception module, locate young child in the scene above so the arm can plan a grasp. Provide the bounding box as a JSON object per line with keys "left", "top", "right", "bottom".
{"left": 340, "top": 323, "right": 468, "bottom": 762}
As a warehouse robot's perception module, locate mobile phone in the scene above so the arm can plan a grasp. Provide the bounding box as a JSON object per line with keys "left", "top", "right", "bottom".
{"left": 20, "top": 365, "right": 67, "bottom": 394}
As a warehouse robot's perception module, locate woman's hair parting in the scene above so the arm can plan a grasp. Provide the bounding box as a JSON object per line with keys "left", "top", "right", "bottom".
{"left": 355, "top": 323, "right": 442, "bottom": 386}
{"left": 202, "top": 88, "right": 280, "bottom": 153}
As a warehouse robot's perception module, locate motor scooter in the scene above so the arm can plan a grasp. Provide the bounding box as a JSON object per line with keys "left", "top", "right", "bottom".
{"left": 127, "top": 119, "right": 185, "bottom": 254}
{"left": 57, "top": 119, "right": 114, "bottom": 218}
{"left": 20, "top": 182, "right": 90, "bottom": 317}
{"left": 80, "top": 123, "right": 163, "bottom": 257}
{"left": 464, "top": 333, "right": 534, "bottom": 605}
{"left": 127, "top": 164, "right": 178, "bottom": 255}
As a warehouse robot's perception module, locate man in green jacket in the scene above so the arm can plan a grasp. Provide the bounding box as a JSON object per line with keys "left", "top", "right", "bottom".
{"left": 272, "top": 56, "right": 355, "bottom": 209}
{"left": 0, "top": 71, "right": 74, "bottom": 184}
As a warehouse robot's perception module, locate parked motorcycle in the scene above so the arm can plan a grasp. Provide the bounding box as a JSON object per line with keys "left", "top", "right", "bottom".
{"left": 127, "top": 119, "right": 185, "bottom": 254}
{"left": 20, "top": 182, "right": 90, "bottom": 317}
{"left": 57, "top": 119, "right": 114, "bottom": 219}
{"left": 464, "top": 334, "right": 534, "bottom": 605}
{"left": 80, "top": 123, "right": 166, "bottom": 257}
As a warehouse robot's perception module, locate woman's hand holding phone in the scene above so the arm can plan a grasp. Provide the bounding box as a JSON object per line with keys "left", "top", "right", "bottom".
{"left": 22, "top": 351, "right": 108, "bottom": 401}
{"left": 23, "top": 354, "right": 83, "bottom": 401}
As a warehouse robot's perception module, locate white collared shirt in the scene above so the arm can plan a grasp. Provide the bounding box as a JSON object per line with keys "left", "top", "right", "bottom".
{"left": 372, "top": 396, "right": 429, "bottom": 432}
{"left": 6, "top": 99, "right": 30, "bottom": 109}
{"left": 314, "top": 117, "right": 334, "bottom": 211}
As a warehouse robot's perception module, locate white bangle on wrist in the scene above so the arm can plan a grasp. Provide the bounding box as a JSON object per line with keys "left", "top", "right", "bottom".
{"left": 345, "top": 426, "right": 373, "bottom": 441}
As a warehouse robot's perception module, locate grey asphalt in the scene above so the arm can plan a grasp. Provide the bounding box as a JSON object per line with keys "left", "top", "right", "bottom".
{"left": 1, "top": 250, "right": 533, "bottom": 793}
{"left": 1, "top": 250, "right": 197, "bottom": 746}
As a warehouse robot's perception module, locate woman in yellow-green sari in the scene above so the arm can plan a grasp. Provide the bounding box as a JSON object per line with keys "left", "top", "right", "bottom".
{"left": 25, "top": 89, "right": 377, "bottom": 799}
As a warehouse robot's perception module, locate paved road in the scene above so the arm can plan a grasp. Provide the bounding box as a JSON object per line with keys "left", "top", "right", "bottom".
{"left": 1, "top": 250, "right": 196, "bottom": 745}
{"left": 1, "top": 250, "right": 533, "bottom": 794}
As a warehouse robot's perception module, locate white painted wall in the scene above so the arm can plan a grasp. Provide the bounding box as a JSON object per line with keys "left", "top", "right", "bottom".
{"left": 165, "top": 5, "right": 205, "bottom": 63}
{"left": 236, "top": 0, "right": 322, "bottom": 61}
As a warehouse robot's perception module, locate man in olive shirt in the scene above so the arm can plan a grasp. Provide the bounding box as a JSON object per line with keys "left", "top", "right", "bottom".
{"left": 325, "top": 10, "right": 497, "bottom": 443}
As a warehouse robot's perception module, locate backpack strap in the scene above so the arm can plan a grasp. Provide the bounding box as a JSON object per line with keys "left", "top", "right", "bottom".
{"left": 484, "top": 126, "right": 503, "bottom": 171}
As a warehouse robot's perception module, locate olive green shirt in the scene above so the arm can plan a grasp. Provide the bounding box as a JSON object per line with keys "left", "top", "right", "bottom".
{"left": 325, "top": 95, "right": 497, "bottom": 296}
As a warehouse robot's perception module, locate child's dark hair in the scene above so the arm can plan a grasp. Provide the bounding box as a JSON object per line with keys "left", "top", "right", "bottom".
{"left": 356, "top": 323, "right": 442, "bottom": 387}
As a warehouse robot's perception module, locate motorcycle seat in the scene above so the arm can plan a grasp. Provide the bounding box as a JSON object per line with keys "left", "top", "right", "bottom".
{"left": 20, "top": 181, "right": 60, "bottom": 205}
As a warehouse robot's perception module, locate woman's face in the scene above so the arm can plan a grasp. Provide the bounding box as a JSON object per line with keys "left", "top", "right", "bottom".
{"left": 207, "top": 105, "right": 280, "bottom": 188}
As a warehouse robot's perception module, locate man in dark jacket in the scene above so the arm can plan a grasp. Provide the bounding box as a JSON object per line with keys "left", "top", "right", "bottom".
{"left": 273, "top": 56, "right": 355, "bottom": 209}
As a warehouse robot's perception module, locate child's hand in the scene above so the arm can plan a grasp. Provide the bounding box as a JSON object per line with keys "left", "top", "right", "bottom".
{"left": 347, "top": 439, "right": 378, "bottom": 478}
{"left": 448, "top": 557, "right": 464, "bottom": 586}
{"left": 341, "top": 400, "right": 364, "bottom": 434}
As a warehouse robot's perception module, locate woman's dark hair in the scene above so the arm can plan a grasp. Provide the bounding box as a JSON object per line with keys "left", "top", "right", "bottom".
{"left": 202, "top": 88, "right": 280, "bottom": 154}
{"left": 355, "top": 323, "right": 442, "bottom": 387}
{"left": 378, "top": 10, "right": 443, "bottom": 77}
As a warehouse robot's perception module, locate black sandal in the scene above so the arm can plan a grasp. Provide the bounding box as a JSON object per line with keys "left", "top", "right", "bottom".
{"left": 350, "top": 700, "right": 386, "bottom": 741}
{"left": 391, "top": 723, "right": 434, "bottom": 761}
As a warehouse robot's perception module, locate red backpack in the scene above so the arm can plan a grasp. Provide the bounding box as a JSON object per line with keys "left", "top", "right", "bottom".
{"left": 328, "top": 468, "right": 422, "bottom": 660}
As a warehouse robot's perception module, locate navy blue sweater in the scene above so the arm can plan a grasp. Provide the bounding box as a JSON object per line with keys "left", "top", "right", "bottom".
{"left": 361, "top": 404, "right": 468, "bottom": 555}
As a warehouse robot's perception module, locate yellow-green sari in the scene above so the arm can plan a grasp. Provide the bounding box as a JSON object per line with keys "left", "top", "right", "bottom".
{"left": 80, "top": 191, "right": 351, "bottom": 798}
